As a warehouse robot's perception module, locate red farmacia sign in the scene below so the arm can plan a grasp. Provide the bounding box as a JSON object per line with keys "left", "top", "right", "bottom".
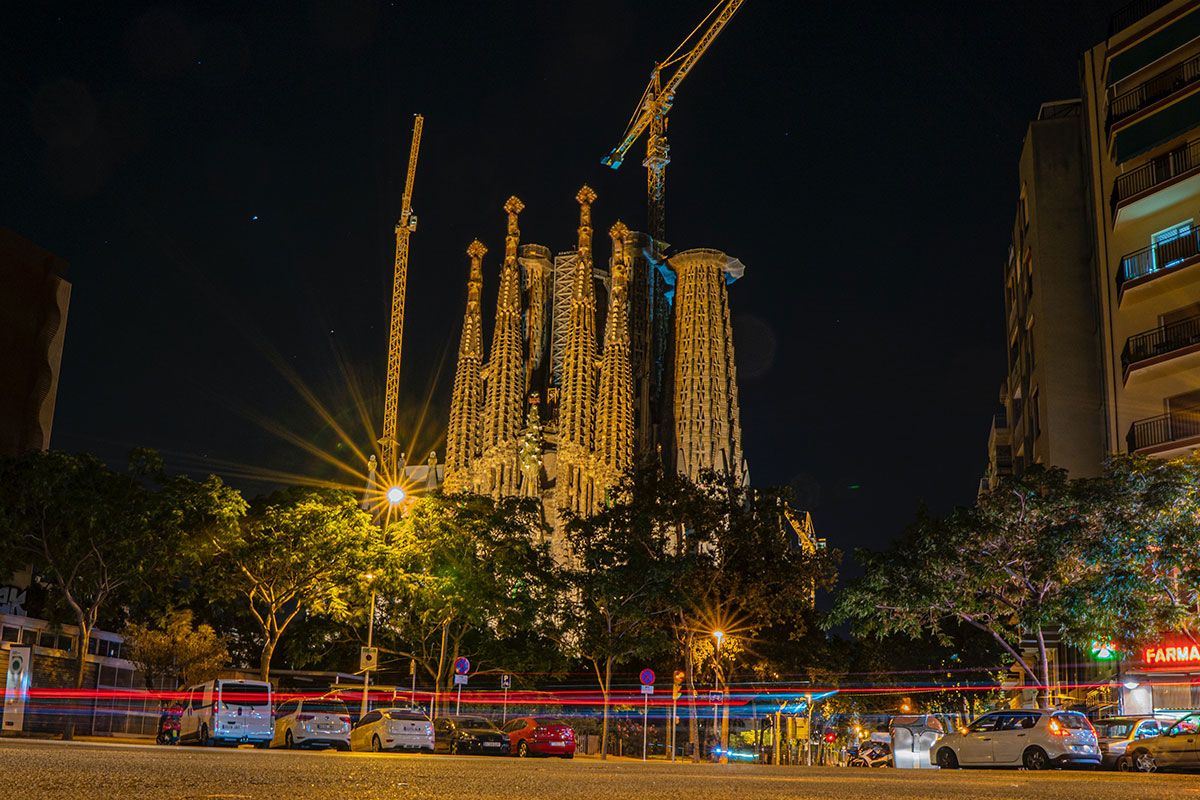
{"left": 1143, "top": 644, "right": 1200, "bottom": 666}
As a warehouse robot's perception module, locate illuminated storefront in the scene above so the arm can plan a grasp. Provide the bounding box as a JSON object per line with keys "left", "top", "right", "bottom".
{"left": 1120, "top": 640, "right": 1200, "bottom": 718}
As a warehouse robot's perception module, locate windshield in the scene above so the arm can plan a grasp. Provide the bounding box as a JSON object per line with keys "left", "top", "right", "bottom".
{"left": 306, "top": 701, "right": 348, "bottom": 716}
{"left": 220, "top": 683, "right": 270, "bottom": 708}
{"left": 1052, "top": 713, "right": 1088, "bottom": 730}
{"left": 457, "top": 717, "right": 493, "bottom": 728}
{"left": 1096, "top": 721, "right": 1134, "bottom": 738}
{"left": 384, "top": 710, "right": 427, "bottom": 721}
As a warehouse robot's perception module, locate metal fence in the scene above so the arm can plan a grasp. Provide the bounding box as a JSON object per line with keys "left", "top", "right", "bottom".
{"left": 1109, "top": 53, "right": 1200, "bottom": 126}
{"left": 1119, "top": 227, "right": 1200, "bottom": 287}
{"left": 1127, "top": 409, "right": 1200, "bottom": 452}
{"left": 1113, "top": 139, "right": 1200, "bottom": 213}
{"left": 1123, "top": 314, "right": 1200, "bottom": 369}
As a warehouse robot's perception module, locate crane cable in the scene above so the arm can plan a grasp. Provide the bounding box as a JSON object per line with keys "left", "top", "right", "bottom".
{"left": 660, "top": 0, "right": 725, "bottom": 69}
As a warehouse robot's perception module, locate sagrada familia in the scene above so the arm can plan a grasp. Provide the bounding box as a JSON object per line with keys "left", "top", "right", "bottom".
{"left": 434, "top": 185, "right": 748, "bottom": 555}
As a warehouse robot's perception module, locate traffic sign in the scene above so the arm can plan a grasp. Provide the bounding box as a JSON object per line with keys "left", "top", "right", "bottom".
{"left": 454, "top": 656, "right": 471, "bottom": 675}
{"left": 360, "top": 647, "right": 378, "bottom": 671}
{"left": 641, "top": 684, "right": 654, "bottom": 695}
{"left": 453, "top": 673, "right": 469, "bottom": 686}
{"left": 500, "top": 674, "right": 512, "bottom": 690}
{"left": 708, "top": 690, "right": 724, "bottom": 704}
{"left": 639, "top": 668, "right": 656, "bottom": 686}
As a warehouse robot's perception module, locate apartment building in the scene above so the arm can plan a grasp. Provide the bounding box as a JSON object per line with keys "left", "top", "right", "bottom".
{"left": 1082, "top": 0, "right": 1200, "bottom": 457}
{"left": 983, "top": 101, "right": 1105, "bottom": 490}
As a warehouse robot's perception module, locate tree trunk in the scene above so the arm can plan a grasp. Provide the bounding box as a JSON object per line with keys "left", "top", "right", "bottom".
{"left": 600, "top": 656, "right": 612, "bottom": 761}
{"left": 63, "top": 620, "right": 91, "bottom": 741}
{"left": 260, "top": 638, "right": 276, "bottom": 682}
{"left": 434, "top": 620, "right": 448, "bottom": 718}
{"left": 1035, "top": 627, "right": 1052, "bottom": 709}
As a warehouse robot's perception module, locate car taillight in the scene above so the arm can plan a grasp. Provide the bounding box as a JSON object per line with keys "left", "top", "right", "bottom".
{"left": 297, "top": 714, "right": 314, "bottom": 721}
{"left": 1047, "top": 719, "right": 1070, "bottom": 736}
{"left": 340, "top": 716, "right": 352, "bottom": 724}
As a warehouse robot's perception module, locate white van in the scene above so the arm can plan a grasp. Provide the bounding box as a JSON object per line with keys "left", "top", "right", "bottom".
{"left": 180, "top": 679, "right": 273, "bottom": 747}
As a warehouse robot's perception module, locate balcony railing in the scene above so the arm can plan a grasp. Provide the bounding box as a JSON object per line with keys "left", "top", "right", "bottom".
{"left": 1123, "top": 314, "right": 1200, "bottom": 371}
{"left": 1112, "top": 139, "right": 1200, "bottom": 214}
{"left": 1110, "top": 0, "right": 1172, "bottom": 37}
{"left": 1109, "top": 53, "right": 1200, "bottom": 127}
{"left": 1118, "top": 227, "right": 1200, "bottom": 288}
{"left": 1128, "top": 409, "right": 1200, "bottom": 452}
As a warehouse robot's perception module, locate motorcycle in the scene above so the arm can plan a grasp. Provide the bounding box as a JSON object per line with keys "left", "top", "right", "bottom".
{"left": 848, "top": 740, "right": 892, "bottom": 768}
{"left": 156, "top": 705, "right": 182, "bottom": 745}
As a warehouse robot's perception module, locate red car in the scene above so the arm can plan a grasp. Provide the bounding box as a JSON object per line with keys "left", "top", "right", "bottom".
{"left": 502, "top": 716, "right": 576, "bottom": 758}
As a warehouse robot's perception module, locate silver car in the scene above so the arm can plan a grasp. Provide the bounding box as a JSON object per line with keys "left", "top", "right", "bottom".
{"left": 931, "top": 709, "right": 1100, "bottom": 770}
{"left": 1093, "top": 717, "right": 1164, "bottom": 769}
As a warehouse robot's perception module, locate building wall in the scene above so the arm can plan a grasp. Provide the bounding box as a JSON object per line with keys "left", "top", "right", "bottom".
{"left": 1082, "top": 0, "right": 1200, "bottom": 457}
{"left": 0, "top": 229, "right": 71, "bottom": 455}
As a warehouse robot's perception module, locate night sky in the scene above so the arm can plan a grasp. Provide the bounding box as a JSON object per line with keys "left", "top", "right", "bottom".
{"left": 3, "top": 1, "right": 1123, "bottom": 560}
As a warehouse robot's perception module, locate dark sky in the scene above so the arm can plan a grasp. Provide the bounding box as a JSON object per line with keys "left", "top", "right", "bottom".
{"left": 3, "top": 1, "right": 1122, "bottom": 558}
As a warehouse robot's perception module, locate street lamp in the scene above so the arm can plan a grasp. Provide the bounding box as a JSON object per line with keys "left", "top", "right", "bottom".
{"left": 360, "top": 571, "right": 377, "bottom": 717}
{"left": 712, "top": 630, "right": 726, "bottom": 763}
{"left": 386, "top": 485, "right": 406, "bottom": 505}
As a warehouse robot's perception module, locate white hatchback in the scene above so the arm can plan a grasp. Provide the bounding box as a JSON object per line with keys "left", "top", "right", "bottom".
{"left": 351, "top": 708, "right": 434, "bottom": 753}
{"left": 272, "top": 697, "right": 351, "bottom": 750}
{"left": 931, "top": 709, "right": 1100, "bottom": 770}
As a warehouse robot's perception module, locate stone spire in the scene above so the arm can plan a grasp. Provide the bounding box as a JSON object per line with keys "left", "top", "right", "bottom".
{"left": 555, "top": 185, "right": 599, "bottom": 515}
{"left": 668, "top": 248, "right": 747, "bottom": 486}
{"left": 480, "top": 197, "right": 526, "bottom": 497}
{"left": 444, "top": 239, "right": 487, "bottom": 493}
{"left": 595, "top": 221, "right": 635, "bottom": 499}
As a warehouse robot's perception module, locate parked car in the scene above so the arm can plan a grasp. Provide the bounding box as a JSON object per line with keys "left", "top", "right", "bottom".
{"left": 931, "top": 709, "right": 1099, "bottom": 770}
{"left": 272, "top": 697, "right": 351, "bottom": 750}
{"left": 501, "top": 716, "right": 576, "bottom": 758}
{"left": 351, "top": 708, "right": 434, "bottom": 753}
{"left": 1093, "top": 717, "right": 1164, "bottom": 769}
{"left": 1122, "top": 712, "right": 1200, "bottom": 772}
{"left": 434, "top": 715, "right": 508, "bottom": 755}
{"left": 179, "top": 679, "right": 273, "bottom": 747}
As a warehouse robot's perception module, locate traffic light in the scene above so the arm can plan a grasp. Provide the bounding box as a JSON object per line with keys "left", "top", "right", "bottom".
{"left": 672, "top": 670, "right": 685, "bottom": 700}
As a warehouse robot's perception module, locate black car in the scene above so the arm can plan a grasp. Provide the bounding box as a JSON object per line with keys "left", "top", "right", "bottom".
{"left": 434, "top": 715, "right": 508, "bottom": 755}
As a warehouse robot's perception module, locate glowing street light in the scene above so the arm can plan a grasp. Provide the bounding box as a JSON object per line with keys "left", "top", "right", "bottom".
{"left": 386, "top": 486, "right": 406, "bottom": 505}
{"left": 712, "top": 630, "right": 725, "bottom": 647}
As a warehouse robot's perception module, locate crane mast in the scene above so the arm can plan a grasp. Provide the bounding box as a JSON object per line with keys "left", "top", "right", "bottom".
{"left": 380, "top": 114, "right": 424, "bottom": 479}
{"left": 602, "top": 0, "right": 745, "bottom": 252}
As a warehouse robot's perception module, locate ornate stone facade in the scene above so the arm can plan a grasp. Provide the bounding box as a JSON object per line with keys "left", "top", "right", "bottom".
{"left": 442, "top": 188, "right": 748, "bottom": 553}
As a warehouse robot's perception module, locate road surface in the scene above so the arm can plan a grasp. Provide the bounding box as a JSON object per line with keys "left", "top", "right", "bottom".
{"left": 1, "top": 738, "right": 1197, "bottom": 799}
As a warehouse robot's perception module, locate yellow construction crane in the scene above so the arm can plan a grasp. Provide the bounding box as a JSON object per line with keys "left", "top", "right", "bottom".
{"left": 601, "top": 0, "right": 746, "bottom": 251}
{"left": 379, "top": 113, "right": 424, "bottom": 481}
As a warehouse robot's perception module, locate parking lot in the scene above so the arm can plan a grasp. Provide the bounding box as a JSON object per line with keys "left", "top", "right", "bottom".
{"left": 3, "top": 737, "right": 1200, "bottom": 800}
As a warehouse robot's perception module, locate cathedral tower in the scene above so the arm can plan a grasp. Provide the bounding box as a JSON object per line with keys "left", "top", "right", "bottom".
{"left": 443, "top": 240, "right": 487, "bottom": 493}
{"left": 595, "top": 221, "right": 635, "bottom": 498}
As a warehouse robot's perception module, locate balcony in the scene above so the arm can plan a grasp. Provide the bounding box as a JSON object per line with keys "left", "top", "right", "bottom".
{"left": 1109, "top": 0, "right": 1172, "bottom": 38}
{"left": 1112, "top": 138, "right": 1200, "bottom": 221}
{"left": 1127, "top": 409, "right": 1200, "bottom": 453}
{"left": 1123, "top": 314, "right": 1200, "bottom": 378}
{"left": 1117, "top": 226, "right": 1200, "bottom": 294}
{"left": 1108, "top": 52, "right": 1200, "bottom": 130}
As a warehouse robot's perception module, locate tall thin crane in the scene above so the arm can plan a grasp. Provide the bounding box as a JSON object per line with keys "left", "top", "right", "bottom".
{"left": 379, "top": 114, "right": 424, "bottom": 480}
{"left": 601, "top": 0, "right": 746, "bottom": 252}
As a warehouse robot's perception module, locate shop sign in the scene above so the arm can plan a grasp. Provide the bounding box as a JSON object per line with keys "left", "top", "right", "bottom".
{"left": 0, "top": 586, "right": 26, "bottom": 617}
{"left": 1143, "top": 643, "right": 1200, "bottom": 667}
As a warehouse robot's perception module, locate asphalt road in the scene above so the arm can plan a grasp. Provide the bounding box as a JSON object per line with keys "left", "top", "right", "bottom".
{"left": 3, "top": 739, "right": 1199, "bottom": 800}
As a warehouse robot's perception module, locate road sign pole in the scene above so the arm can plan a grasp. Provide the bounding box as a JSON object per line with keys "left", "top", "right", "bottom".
{"left": 456, "top": 684, "right": 462, "bottom": 716}
{"left": 642, "top": 691, "right": 648, "bottom": 761}
{"left": 671, "top": 695, "right": 677, "bottom": 762}
{"left": 503, "top": 687, "right": 509, "bottom": 725}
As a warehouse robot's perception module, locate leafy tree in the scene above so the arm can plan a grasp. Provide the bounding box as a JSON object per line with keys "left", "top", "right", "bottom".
{"left": 210, "top": 488, "right": 378, "bottom": 680}
{"left": 1071, "top": 453, "right": 1200, "bottom": 647}
{"left": 122, "top": 609, "right": 229, "bottom": 690}
{"left": 0, "top": 449, "right": 243, "bottom": 738}
{"left": 829, "top": 467, "right": 1096, "bottom": 708}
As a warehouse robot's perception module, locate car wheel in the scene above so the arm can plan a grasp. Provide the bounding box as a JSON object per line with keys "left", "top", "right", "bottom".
{"left": 1132, "top": 749, "right": 1157, "bottom": 773}
{"left": 199, "top": 725, "right": 210, "bottom": 747}
{"left": 561, "top": 753, "right": 574, "bottom": 760}
{"left": 285, "top": 730, "right": 295, "bottom": 750}
{"left": 936, "top": 748, "right": 959, "bottom": 769}
{"left": 450, "top": 739, "right": 459, "bottom": 755}
{"left": 336, "top": 743, "right": 350, "bottom": 752}
{"left": 517, "top": 740, "right": 529, "bottom": 758}
{"left": 1022, "top": 746, "right": 1049, "bottom": 771}
{"left": 371, "top": 735, "right": 383, "bottom": 753}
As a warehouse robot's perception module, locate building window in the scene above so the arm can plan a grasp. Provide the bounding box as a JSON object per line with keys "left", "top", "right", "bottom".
{"left": 20, "top": 629, "right": 38, "bottom": 645}
{"left": 0, "top": 626, "right": 19, "bottom": 643}
{"left": 1031, "top": 387, "right": 1041, "bottom": 439}
{"left": 1019, "top": 184, "right": 1030, "bottom": 229}
{"left": 38, "top": 631, "right": 57, "bottom": 649}
{"left": 1152, "top": 221, "right": 1194, "bottom": 271}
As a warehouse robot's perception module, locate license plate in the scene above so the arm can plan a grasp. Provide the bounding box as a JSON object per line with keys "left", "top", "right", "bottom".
{"left": 550, "top": 741, "right": 564, "bottom": 747}
{"left": 483, "top": 741, "right": 501, "bottom": 748}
